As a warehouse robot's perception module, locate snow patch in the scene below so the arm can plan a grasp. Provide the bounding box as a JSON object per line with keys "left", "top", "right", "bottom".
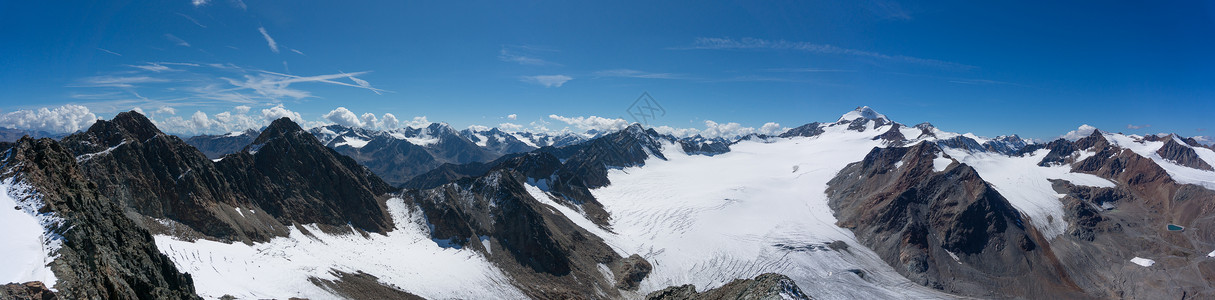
{"left": 1130, "top": 257, "right": 1155, "bottom": 267}
{"left": 334, "top": 137, "right": 370, "bottom": 148}
{"left": 155, "top": 198, "right": 525, "bottom": 299}
{"left": 932, "top": 153, "right": 952, "bottom": 172}
{"left": 0, "top": 178, "right": 62, "bottom": 287}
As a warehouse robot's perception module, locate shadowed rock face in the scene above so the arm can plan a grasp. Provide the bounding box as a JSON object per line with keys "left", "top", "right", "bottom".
{"left": 646, "top": 273, "right": 811, "bottom": 300}
{"left": 217, "top": 117, "right": 395, "bottom": 234}
{"left": 778, "top": 122, "right": 823, "bottom": 138}
{"left": 400, "top": 169, "right": 642, "bottom": 299}
{"left": 0, "top": 281, "right": 57, "bottom": 300}
{"left": 61, "top": 111, "right": 280, "bottom": 242}
{"left": 826, "top": 142, "right": 1086, "bottom": 298}
{"left": 61, "top": 112, "right": 395, "bottom": 242}
{"left": 1, "top": 138, "right": 198, "bottom": 299}
{"left": 1156, "top": 138, "right": 1214, "bottom": 171}
{"left": 873, "top": 123, "right": 907, "bottom": 146}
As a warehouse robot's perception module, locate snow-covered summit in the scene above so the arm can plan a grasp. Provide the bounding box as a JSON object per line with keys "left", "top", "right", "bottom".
{"left": 837, "top": 106, "right": 889, "bottom": 123}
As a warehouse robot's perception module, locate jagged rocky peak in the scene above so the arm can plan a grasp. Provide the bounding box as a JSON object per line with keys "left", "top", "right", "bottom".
{"left": 252, "top": 117, "right": 307, "bottom": 145}
{"left": 778, "top": 122, "right": 824, "bottom": 138}
{"left": 874, "top": 122, "right": 908, "bottom": 145}
{"left": 1156, "top": 135, "right": 1214, "bottom": 171}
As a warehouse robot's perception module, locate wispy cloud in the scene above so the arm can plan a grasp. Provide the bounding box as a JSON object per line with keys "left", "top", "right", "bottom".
{"left": 764, "top": 68, "right": 855, "bottom": 73}
{"left": 521, "top": 75, "right": 572, "bottom": 87}
{"left": 1126, "top": 124, "right": 1151, "bottom": 130}
{"left": 97, "top": 48, "right": 122, "bottom": 56}
{"left": 128, "top": 63, "right": 173, "bottom": 72}
{"left": 863, "top": 0, "right": 912, "bottom": 21}
{"left": 498, "top": 45, "right": 559, "bottom": 66}
{"left": 258, "top": 27, "right": 279, "bottom": 53}
{"left": 946, "top": 78, "right": 1025, "bottom": 87}
{"left": 231, "top": 0, "right": 247, "bottom": 10}
{"left": 191, "top": 0, "right": 210, "bottom": 7}
{"left": 592, "top": 69, "right": 685, "bottom": 79}
{"left": 176, "top": 13, "right": 206, "bottom": 28}
{"left": 677, "top": 37, "right": 974, "bottom": 70}
{"left": 165, "top": 34, "right": 191, "bottom": 47}
{"left": 77, "top": 75, "right": 170, "bottom": 88}
{"left": 290, "top": 49, "right": 305, "bottom": 56}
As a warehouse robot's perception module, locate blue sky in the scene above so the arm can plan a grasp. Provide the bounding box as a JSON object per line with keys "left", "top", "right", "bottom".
{"left": 1, "top": 1, "right": 1212, "bottom": 140}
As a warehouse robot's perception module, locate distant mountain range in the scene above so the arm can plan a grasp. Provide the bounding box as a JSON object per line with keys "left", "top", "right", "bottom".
{"left": 3, "top": 107, "right": 1215, "bottom": 299}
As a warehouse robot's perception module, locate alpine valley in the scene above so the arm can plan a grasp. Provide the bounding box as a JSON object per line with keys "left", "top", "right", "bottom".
{"left": 3, "top": 106, "right": 1215, "bottom": 300}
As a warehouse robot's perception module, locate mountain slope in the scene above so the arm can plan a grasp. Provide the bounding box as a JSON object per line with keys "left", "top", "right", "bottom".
{"left": 1, "top": 137, "right": 198, "bottom": 299}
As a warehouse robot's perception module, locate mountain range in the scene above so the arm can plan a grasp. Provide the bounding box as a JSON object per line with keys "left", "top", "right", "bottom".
{"left": 2, "top": 107, "right": 1214, "bottom": 299}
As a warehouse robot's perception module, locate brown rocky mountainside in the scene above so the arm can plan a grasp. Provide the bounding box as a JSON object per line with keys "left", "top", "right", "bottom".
{"left": 400, "top": 167, "right": 650, "bottom": 299}
{"left": 827, "top": 142, "right": 1086, "bottom": 298}
{"left": 1, "top": 138, "right": 198, "bottom": 299}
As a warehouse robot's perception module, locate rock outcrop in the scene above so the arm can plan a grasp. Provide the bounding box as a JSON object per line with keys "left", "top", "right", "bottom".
{"left": 1, "top": 138, "right": 198, "bottom": 299}
{"left": 646, "top": 273, "right": 811, "bottom": 300}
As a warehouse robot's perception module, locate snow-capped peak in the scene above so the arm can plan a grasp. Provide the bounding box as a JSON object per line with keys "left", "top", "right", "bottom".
{"left": 837, "top": 106, "right": 888, "bottom": 123}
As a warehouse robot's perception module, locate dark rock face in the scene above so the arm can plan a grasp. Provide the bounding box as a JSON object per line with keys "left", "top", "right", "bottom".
{"left": 459, "top": 127, "right": 538, "bottom": 156}
{"left": 678, "top": 135, "right": 730, "bottom": 156}
{"left": 183, "top": 129, "right": 258, "bottom": 159}
{"left": 646, "top": 273, "right": 811, "bottom": 300}
{"left": 1, "top": 138, "right": 198, "bottom": 299}
{"left": 61, "top": 111, "right": 281, "bottom": 242}
{"left": 1156, "top": 138, "right": 1214, "bottom": 170}
{"left": 983, "top": 135, "right": 1029, "bottom": 155}
{"left": 330, "top": 134, "right": 441, "bottom": 186}
{"left": 778, "top": 122, "right": 824, "bottom": 138}
{"left": 0, "top": 282, "right": 57, "bottom": 300}
{"left": 400, "top": 169, "right": 641, "bottom": 299}
{"left": 217, "top": 118, "right": 395, "bottom": 234}
{"left": 914, "top": 123, "right": 936, "bottom": 139}
{"left": 307, "top": 270, "right": 424, "bottom": 300}
{"left": 60, "top": 112, "right": 395, "bottom": 242}
{"left": 826, "top": 142, "right": 1084, "bottom": 298}
{"left": 612, "top": 254, "right": 652, "bottom": 290}
{"left": 934, "top": 135, "right": 983, "bottom": 152}
{"left": 873, "top": 123, "right": 907, "bottom": 146}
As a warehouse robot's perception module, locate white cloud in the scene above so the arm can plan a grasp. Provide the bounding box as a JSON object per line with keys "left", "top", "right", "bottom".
{"left": 498, "top": 122, "right": 523, "bottom": 132}
{"left": 233, "top": 105, "right": 251, "bottom": 114}
{"left": 1193, "top": 136, "right": 1212, "bottom": 145}
{"left": 0, "top": 104, "right": 98, "bottom": 133}
{"left": 592, "top": 69, "right": 682, "bottom": 79}
{"left": 258, "top": 27, "right": 279, "bottom": 54}
{"left": 97, "top": 48, "right": 122, "bottom": 56}
{"left": 506, "top": 114, "right": 517, "bottom": 120}
{"left": 261, "top": 104, "right": 302, "bottom": 123}
{"left": 521, "top": 75, "right": 572, "bottom": 87}
{"left": 700, "top": 120, "right": 757, "bottom": 139}
{"left": 129, "top": 63, "right": 174, "bottom": 72}
{"left": 403, "top": 116, "right": 431, "bottom": 128}
{"left": 323, "top": 107, "right": 364, "bottom": 128}
{"left": 468, "top": 125, "right": 491, "bottom": 132}
{"left": 758, "top": 122, "right": 786, "bottom": 135}
{"left": 1127, "top": 124, "right": 1151, "bottom": 130}
{"left": 651, "top": 125, "right": 700, "bottom": 137}
{"left": 498, "top": 46, "right": 558, "bottom": 66}
{"left": 380, "top": 113, "right": 400, "bottom": 129}
{"left": 290, "top": 49, "right": 305, "bottom": 56}
{"left": 78, "top": 75, "right": 169, "bottom": 88}
{"left": 548, "top": 115, "right": 629, "bottom": 132}
{"left": 360, "top": 113, "right": 379, "bottom": 129}
{"left": 165, "top": 34, "right": 191, "bottom": 47}
{"left": 1060, "top": 124, "right": 1098, "bottom": 141}
{"left": 155, "top": 106, "right": 177, "bottom": 115}
{"left": 681, "top": 37, "right": 973, "bottom": 70}
{"left": 191, "top": 0, "right": 210, "bottom": 7}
